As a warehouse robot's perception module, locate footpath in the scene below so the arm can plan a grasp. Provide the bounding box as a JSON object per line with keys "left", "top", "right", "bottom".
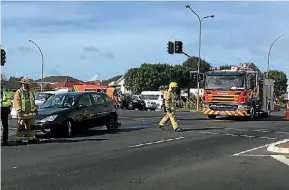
{"left": 267, "top": 139, "right": 289, "bottom": 154}
{"left": 267, "top": 139, "right": 289, "bottom": 166}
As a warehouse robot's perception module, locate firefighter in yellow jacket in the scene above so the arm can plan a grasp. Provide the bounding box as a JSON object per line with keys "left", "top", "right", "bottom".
{"left": 159, "top": 82, "right": 182, "bottom": 132}
{"left": 1, "top": 84, "right": 13, "bottom": 145}
{"left": 13, "top": 77, "right": 39, "bottom": 144}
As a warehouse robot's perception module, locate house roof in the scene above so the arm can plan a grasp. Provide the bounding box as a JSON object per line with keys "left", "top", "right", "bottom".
{"left": 1, "top": 80, "right": 41, "bottom": 90}
{"left": 1, "top": 80, "right": 21, "bottom": 89}
{"left": 50, "top": 81, "right": 83, "bottom": 89}
{"left": 34, "top": 76, "right": 83, "bottom": 83}
{"left": 101, "top": 75, "right": 123, "bottom": 85}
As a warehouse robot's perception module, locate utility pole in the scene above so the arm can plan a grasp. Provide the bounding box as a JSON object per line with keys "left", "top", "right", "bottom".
{"left": 29, "top": 40, "right": 44, "bottom": 92}
{"left": 267, "top": 33, "right": 286, "bottom": 78}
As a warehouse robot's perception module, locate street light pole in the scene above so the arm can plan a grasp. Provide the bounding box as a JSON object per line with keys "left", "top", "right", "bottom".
{"left": 186, "top": 5, "right": 214, "bottom": 111}
{"left": 267, "top": 33, "right": 286, "bottom": 78}
{"left": 29, "top": 40, "right": 44, "bottom": 92}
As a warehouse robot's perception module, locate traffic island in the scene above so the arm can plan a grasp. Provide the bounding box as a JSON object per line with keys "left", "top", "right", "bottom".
{"left": 267, "top": 139, "right": 289, "bottom": 154}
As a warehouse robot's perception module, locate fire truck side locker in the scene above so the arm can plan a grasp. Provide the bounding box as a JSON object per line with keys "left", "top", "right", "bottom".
{"left": 262, "top": 78, "right": 275, "bottom": 116}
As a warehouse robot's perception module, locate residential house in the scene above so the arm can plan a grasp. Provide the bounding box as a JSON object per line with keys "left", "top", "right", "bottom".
{"left": 115, "top": 76, "right": 131, "bottom": 94}
{"left": 50, "top": 77, "right": 84, "bottom": 90}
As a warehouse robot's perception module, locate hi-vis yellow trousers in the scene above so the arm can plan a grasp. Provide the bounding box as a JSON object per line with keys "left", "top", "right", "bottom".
{"left": 159, "top": 109, "right": 179, "bottom": 130}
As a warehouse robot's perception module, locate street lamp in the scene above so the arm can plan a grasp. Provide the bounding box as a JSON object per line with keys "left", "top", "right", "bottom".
{"left": 267, "top": 33, "right": 286, "bottom": 78}
{"left": 29, "top": 40, "right": 44, "bottom": 92}
{"left": 186, "top": 4, "right": 214, "bottom": 111}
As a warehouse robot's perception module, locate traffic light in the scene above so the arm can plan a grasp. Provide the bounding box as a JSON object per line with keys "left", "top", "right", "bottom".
{"left": 1, "top": 48, "right": 6, "bottom": 66}
{"left": 189, "top": 72, "right": 198, "bottom": 88}
{"left": 167, "top": 41, "right": 174, "bottom": 54}
{"left": 174, "top": 41, "right": 183, "bottom": 54}
{"left": 198, "top": 73, "right": 204, "bottom": 82}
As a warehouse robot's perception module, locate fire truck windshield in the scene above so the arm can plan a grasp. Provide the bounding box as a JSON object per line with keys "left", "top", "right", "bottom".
{"left": 205, "top": 74, "right": 245, "bottom": 90}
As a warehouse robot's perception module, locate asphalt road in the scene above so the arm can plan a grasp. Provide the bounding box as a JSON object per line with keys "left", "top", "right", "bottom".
{"left": 1, "top": 110, "right": 289, "bottom": 190}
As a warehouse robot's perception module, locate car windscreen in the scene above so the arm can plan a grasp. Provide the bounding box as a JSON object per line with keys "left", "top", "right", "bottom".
{"left": 205, "top": 75, "right": 245, "bottom": 90}
{"left": 35, "top": 93, "right": 53, "bottom": 101}
{"left": 40, "top": 94, "right": 77, "bottom": 108}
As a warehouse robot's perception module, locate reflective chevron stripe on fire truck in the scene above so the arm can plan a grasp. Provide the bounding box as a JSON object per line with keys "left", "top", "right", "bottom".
{"left": 203, "top": 108, "right": 248, "bottom": 116}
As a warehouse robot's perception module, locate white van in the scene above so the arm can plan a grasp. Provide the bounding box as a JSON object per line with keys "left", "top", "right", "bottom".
{"left": 140, "top": 91, "right": 164, "bottom": 110}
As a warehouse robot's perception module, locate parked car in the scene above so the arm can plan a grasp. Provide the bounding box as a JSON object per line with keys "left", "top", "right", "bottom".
{"left": 140, "top": 91, "right": 164, "bottom": 110}
{"left": 33, "top": 92, "right": 121, "bottom": 137}
{"left": 133, "top": 95, "right": 157, "bottom": 110}
{"left": 119, "top": 95, "right": 146, "bottom": 110}
{"left": 35, "top": 91, "right": 58, "bottom": 108}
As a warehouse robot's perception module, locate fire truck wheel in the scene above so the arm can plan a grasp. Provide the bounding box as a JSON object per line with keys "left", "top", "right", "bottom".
{"left": 207, "top": 115, "right": 216, "bottom": 119}
{"left": 249, "top": 107, "right": 256, "bottom": 120}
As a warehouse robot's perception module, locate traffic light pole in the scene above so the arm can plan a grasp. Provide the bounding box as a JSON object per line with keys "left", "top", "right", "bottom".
{"left": 182, "top": 52, "right": 191, "bottom": 58}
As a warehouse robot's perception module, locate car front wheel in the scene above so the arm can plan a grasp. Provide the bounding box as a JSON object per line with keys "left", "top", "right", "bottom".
{"left": 106, "top": 115, "right": 117, "bottom": 132}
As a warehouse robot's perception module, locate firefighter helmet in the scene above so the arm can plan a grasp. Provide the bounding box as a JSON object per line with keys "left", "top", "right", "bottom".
{"left": 19, "top": 77, "right": 31, "bottom": 84}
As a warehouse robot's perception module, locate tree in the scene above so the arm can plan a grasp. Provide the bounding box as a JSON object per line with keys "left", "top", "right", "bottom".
{"left": 124, "top": 57, "right": 212, "bottom": 94}
{"left": 182, "top": 56, "right": 211, "bottom": 74}
{"left": 267, "top": 70, "right": 288, "bottom": 99}
{"left": 124, "top": 63, "right": 173, "bottom": 94}
{"left": 124, "top": 68, "right": 140, "bottom": 94}
{"left": 219, "top": 65, "right": 231, "bottom": 70}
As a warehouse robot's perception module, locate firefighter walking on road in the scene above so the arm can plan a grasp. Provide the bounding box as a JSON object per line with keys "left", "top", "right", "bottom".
{"left": 159, "top": 82, "right": 182, "bottom": 132}
{"left": 13, "top": 77, "right": 39, "bottom": 144}
{"left": 1, "top": 84, "right": 13, "bottom": 145}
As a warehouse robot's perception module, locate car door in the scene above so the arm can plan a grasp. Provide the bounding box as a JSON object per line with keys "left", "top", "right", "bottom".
{"left": 91, "top": 93, "right": 107, "bottom": 126}
{"left": 102, "top": 93, "right": 115, "bottom": 119}
{"left": 77, "top": 93, "right": 94, "bottom": 128}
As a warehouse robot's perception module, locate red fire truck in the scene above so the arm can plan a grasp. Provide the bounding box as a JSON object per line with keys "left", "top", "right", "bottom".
{"left": 202, "top": 63, "right": 275, "bottom": 119}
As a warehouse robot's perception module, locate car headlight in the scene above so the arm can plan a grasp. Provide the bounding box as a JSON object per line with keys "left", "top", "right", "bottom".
{"left": 40, "top": 115, "right": 58, "bottom": 122}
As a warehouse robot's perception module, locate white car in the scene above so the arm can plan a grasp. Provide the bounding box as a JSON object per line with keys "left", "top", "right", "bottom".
{"left": 10, "top": 91, "right": 58, "bottom": 119}
{"left": 133, "top": 95, "right": 157, "bottom": 110}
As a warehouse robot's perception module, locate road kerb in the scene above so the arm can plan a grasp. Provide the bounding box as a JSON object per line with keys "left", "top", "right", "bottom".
{"left": 267, "top": 139, "right": 289, "bottom": 154}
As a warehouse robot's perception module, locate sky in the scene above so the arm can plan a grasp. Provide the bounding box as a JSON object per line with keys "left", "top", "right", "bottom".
{"left": 1, "top": 1, "right": 289, "bottom": 81}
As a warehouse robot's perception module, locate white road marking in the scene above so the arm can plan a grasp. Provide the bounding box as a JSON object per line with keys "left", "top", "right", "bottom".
{"left": 224, "top": 133, "right": 238, "bottom": 137}
{"left": 252, "top": 129, "right": 271, "bottom": 133}
{"left": 233, "top": 154, "right": 281, "bottom": 157}
{"left": 200, "top": 131, "right": 279, "bottom": 141}
{"left": 259, "top": 136, "right": 277, "bottom": 140}
{"left": 232, "top": 143, "right": 272, "bottom": 156}
{"left": 275, "top": 131, "right": 289, "bottom": 135}
{"left": 129, "top": 136, "right": 185, "bottom": 148}
{"left": 225, "top": 128, "right": 247, "bottom": 131}
{"left": 199, "top": 131, "right": 219, "bottom": 135}
{"left": 271, "top": 155, "right": 289, "bottom": 166}
{"left": 223, "top": 127, "right": 289, "bottom": 137}
{"left": 240, "top": 135, "right": 255, "bottom": 138}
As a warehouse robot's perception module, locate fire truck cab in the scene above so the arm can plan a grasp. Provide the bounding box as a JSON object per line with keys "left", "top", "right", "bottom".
{"left": 202, "top": 63, "right": 275, "bottom": 119}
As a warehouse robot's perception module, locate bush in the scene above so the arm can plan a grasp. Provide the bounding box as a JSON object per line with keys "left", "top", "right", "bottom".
{"left": 181, "top": 96, "right": 203, "bottom": 110}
